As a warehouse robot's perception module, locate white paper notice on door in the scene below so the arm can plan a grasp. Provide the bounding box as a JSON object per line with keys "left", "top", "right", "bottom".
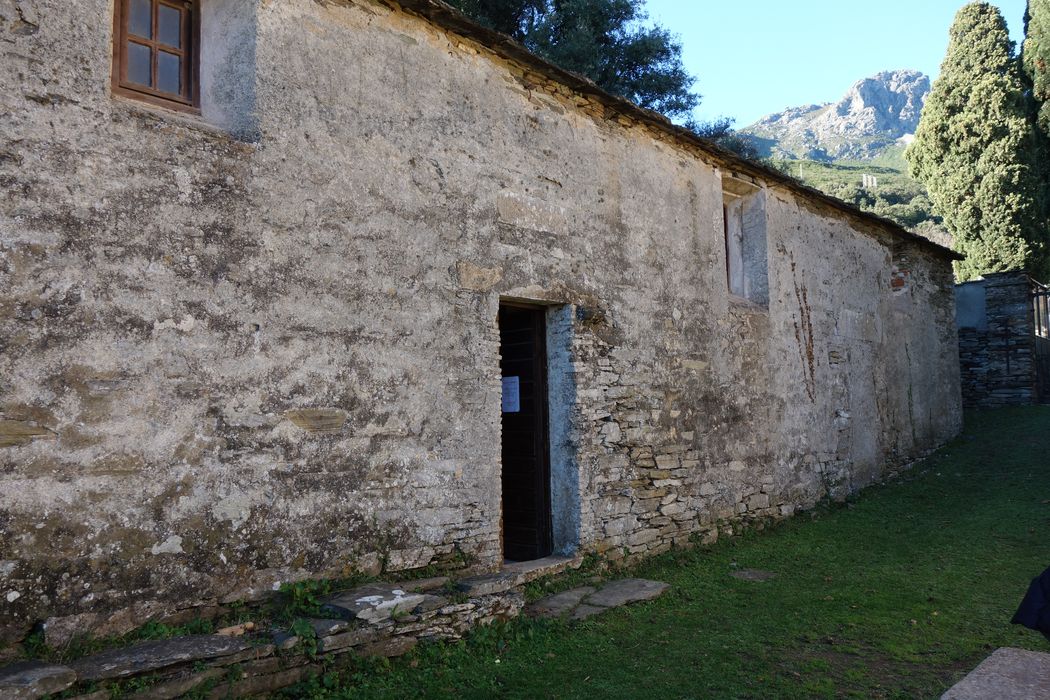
{"left": 501, "top": 376, "right": 521, "bottom": 413}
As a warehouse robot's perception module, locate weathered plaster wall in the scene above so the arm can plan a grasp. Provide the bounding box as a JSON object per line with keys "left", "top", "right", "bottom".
{"left": 0, "top": 0, "right": 962, "bottom": 646}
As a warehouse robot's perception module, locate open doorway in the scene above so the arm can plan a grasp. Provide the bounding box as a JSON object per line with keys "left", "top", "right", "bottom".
{"left": 498, "top": 303, "right": 553, "bottom": 562}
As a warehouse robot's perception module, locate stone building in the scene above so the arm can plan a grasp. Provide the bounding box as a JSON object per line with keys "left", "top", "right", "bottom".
{"left": 956, "top": 271, "right": 1050, "bottom": 407}
{"left": 0, "top": 0, "right": 962, "bottom": 647}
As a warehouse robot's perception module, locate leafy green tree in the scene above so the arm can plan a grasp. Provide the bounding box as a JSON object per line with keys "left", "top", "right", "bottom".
{"left": 710, "top": 132, "right": 760, "bottom": 160}
{"left": 447, "top": 0, "right": 761, "bottom": 154}
{"left": 1024, "top": 0, "right": 1050, "bottom": 136}
{"left": 907, "top": 2, "right": 1050, "bottom": 280}
{"left": 447, "top": 0, "right": 545, "bottom": 37}
{"left": 446, "top": 0, "right": 701, "bottom": 123}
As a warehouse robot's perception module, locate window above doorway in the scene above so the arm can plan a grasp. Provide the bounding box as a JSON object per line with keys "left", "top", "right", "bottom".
{"left": 112, "top": 0, "right": 199, "bottom": 111}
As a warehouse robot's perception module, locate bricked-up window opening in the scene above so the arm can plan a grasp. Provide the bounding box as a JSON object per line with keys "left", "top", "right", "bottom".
{"left": 112, "top": 0, "right": 199, "bottom": 111}
{"left": 722, "top": 174, "right": 769, "bottom": 306}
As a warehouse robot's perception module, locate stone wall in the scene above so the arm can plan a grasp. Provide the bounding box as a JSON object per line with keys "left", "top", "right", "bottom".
{"left": 0, "top": 0, "right": 963, "bottom": 648}
{"left": 956, "top": 272, "right": 1039, "bottom": 408}
{"left": 0, "top": 574, "right": 526, "bottom": 699}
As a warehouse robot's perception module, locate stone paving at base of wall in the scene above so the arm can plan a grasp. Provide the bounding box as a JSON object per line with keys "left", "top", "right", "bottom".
{"left": 0, "top": 557, "right": 592, "bottom": 698}
{"left": 0, "top": 570, "right": 675, "bottom": 698}
{"left": 941, "top": 647, "right": 1050, "bottom": 700}
{"left": 729, "top": 568, "right": 777, "bottom": 582}
{"left": 525, "top": 578, "right": 670, "bottom": 621}
{"left": 0, "top": 575, "right": 524, "bottom": 699}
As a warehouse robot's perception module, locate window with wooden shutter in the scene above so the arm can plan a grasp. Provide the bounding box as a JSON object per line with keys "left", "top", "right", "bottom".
{"left": 112, "top": 0, "right": 199, "bottom": 111}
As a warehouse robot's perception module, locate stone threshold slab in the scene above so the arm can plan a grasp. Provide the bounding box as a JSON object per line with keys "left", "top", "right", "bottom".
{"left": 525, "top": 578, "right": 670, "bottom": 621}
{"left": 941, "top": 647, "right": 1050, "bottom": 699}
{"left": 69, "top": 635, "right": 254, "bottom": 682}
{"left": 457, "top": 555, "right": 582, "bottom": 596}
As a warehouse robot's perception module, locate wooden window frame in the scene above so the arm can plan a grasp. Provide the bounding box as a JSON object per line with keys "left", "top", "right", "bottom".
{"left": 112, "top": 0, "right": 200, "bottom": 113}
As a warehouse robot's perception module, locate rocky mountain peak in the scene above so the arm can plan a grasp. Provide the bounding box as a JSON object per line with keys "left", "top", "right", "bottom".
{"left": 743, "top": 69, "right": 931, "bottom": 161}
{"left": 827, "top": 69, "right": 929, "bottom": 135}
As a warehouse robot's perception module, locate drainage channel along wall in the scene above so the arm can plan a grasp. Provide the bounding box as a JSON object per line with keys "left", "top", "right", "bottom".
{"left": 0, "top": 0, "right": 963, "bottom": 650}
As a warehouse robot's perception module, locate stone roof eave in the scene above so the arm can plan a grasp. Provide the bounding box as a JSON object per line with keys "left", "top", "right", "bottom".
{"left": 376, "top": 0, "right": 963, "bottom": 262}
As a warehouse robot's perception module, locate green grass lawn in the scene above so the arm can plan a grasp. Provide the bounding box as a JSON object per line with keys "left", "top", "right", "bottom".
{"left": 286, "top": 407, "right": 1050, "bottom": 699}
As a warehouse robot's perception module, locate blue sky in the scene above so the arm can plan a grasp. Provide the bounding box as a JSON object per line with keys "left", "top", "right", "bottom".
{"left": 643, "top": 0, "right": 1028, "bottom": 127}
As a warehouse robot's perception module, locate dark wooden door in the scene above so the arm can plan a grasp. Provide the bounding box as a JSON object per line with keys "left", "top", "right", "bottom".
{"left": 499, "top": 304, "right": 553, "bottom": 562}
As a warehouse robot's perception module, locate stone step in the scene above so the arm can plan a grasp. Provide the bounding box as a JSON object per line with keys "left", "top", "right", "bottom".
{"left": 320, "top": 584, "right": 448, "bottom": 624}
{"left": 391, "top": 576, "right": 450, "bottom": 593}
{"left": 729, "top": 568, "right": 776, "bottom": 582}
{"left": 0, "top": 660, "right": 77, "bottom": 700}
{"left": 525, "top": 578, "right": 670, "bottom": 620}
{"left": 68, "top": 635, "right": 253, "bottom": 682}
{"left": 0, "top": 571, "right": 525, "bottom": 699}
{"left": 526, "top": 587, "right": 596, "bottom": 618}
{"left": 585, "top": 578, "right": 669, "bottom": 608}
{"left": 942, "top": 647, "right": 1050, "bottom": 700}
{"left": 306, "top": 618, "right": 349, "bottom": 637}
{"left": 315, "top": 626, "right": 380, "bottom": 653}
{"left": 205, "top": 663, "right": 321, "bottom": 700}
{"left": 127, "top": 667, "right": 225, "bottom": 700}
{"left": 457, "top": 555, "right": 581, "bottom": 596}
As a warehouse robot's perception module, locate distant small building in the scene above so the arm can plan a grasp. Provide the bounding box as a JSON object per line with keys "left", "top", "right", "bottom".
{"left": 956, "top": 272, "right": 1050, "bottom": 407}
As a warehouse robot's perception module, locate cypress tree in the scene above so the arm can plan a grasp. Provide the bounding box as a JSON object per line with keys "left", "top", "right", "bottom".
{"left": 1024, "top": 0, "right": 1050, "bottom": 137}
{"left": 907, "top": 2, "right": 1049, "bottom": 280}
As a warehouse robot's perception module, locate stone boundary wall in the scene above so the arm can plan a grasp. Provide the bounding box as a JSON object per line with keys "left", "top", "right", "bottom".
{"left": 956, "top": 272, "right": 1038, "bottom": 408}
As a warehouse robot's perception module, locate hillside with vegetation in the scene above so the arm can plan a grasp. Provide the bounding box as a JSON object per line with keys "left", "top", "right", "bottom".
{"left": 741, "top": 71, "right": 946, "bottom": 239}
{"left": 771, "top": 147, "right": 948, "bottom": 244}
{"left": 748, "top": 0, "right": 1050, "bottom": 275}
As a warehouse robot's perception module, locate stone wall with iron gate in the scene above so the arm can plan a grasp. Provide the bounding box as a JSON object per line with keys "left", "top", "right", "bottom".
{"left": 956, "top": 271, "right": 1049, "bottom": 407}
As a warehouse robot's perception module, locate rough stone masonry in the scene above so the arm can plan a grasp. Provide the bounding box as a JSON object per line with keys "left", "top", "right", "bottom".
{"left": 955, "top": 271, "right": 1048, "bottom": 407}
{"left": 0, "top": 0, "right": 963, "bottom": 648}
